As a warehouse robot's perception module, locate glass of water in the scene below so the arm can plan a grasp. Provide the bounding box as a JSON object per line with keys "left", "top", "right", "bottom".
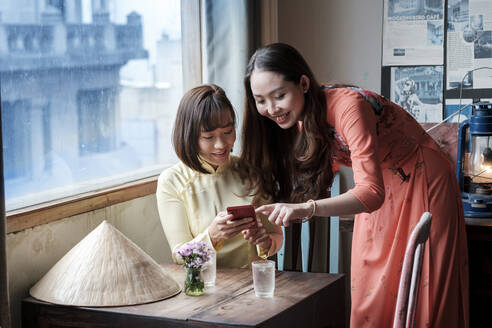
{"left": 201, "top": 250, "right": 216, "bottom": 287}
{"left": 252, "top": 260, "right": 275, "bottom": 298}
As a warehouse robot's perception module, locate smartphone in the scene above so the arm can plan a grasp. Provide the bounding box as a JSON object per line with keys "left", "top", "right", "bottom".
{"left": 226, "top": 205, "right": 257, "bottom": 226}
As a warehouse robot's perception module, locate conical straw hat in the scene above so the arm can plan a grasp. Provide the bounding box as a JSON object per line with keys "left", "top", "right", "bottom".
{"left": 30, "top": 220, "right": 181, "bottom": 306}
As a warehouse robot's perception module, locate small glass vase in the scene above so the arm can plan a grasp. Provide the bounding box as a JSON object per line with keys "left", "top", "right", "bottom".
{"left": 184, "top": 266, "right": 204, "bottom": 296}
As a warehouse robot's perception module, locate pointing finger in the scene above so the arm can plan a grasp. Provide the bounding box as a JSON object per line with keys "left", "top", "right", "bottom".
{"left": 256, "top": 204, "right": 275, "bottom": 215}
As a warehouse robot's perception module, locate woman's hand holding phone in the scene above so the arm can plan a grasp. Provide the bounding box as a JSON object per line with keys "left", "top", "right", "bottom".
{"left": 227, "top": 205, "right": 272, "bottom": 251}
{"left": 226, "top": 205, "right": 257, "bottom": 226}
{"left": 208, "top": 209, "right": 256, "bottom": 248}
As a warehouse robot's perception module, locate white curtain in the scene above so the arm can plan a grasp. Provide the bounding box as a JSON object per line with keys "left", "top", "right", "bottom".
{"left": 201, "top": 0, "right": 260, "bottom": 152}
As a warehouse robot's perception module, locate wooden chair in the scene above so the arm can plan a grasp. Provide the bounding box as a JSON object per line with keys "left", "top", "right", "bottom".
{"left": 393, "top": 212, "right": 432, "bottom": 328}
{"left": 277, "top": 172, "right": 341, "bottom": 273}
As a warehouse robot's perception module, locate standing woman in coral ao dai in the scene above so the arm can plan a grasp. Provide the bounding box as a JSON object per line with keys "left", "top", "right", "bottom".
{"left": 239, "top": 43, "right": 469, "bottom": 328}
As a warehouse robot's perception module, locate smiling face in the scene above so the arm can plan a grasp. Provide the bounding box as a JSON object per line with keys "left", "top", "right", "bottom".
{"left": 198, "top": 110, "right": 236, "bottom": 169}
{"left": 250, "top": 69, "right": 309, "bottom": 129}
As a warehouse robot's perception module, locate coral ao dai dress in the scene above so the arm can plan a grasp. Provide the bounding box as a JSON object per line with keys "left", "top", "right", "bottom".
{"left": 323, "top": 87, "right": 469, "bottom": 328}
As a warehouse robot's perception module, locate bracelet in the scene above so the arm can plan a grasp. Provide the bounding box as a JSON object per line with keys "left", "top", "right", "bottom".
{"left": 305, "top": 199, "right": 316, "bottom": 221}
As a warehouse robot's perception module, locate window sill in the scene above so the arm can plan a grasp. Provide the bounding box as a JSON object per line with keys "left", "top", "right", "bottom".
{"left": 6, "top": 175, "right": 158, "bottom": 234}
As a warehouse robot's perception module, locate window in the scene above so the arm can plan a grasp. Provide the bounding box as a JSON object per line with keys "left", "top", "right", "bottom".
{"left": 2, "top": 100, "right": 33, "bottom": 181}
{"left": 77, "top": 88, "right": 117, "bottom": 156}
{"left": 0, "top": 0, "right": 195, "bottom": 215}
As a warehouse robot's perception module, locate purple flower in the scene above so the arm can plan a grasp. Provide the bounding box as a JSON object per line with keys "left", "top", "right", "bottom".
{"left": 174, "top": 241, "right": 213, "bottom": 269}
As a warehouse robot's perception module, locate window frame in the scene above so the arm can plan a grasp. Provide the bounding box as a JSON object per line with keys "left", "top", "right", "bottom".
{"left": 5, "top": 0, "right": 202, "bottom": 233}
{"left": 6, "top": 176, "right": 158, "bottom": 233}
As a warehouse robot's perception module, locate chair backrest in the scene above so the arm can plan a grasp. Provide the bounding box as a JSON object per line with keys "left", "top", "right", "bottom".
{"left": 393, "top": 212, "right": 432, "bottom": 328}
{"left": 277, "top": 172, "right": 341, "bottom": 273}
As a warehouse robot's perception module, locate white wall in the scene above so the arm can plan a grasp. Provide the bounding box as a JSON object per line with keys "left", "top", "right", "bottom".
{"left": 7, "top": 194, "right": 171, "bottom": 327}
{"left": 278, "top": 0, "right": 382, "bottom": 92}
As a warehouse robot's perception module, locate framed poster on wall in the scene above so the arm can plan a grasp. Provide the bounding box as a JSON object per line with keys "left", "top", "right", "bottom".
{"left": 446, "top": 0, "right": 492, "bottom": 91}
{"left": 383, "top": 0, "right": 445, "bottom": 66}
{"left": 390, "top": 66, "right": 444, "bottom": 122}
{"left": 382, "top": 0, "right": 492, "bottom": 123}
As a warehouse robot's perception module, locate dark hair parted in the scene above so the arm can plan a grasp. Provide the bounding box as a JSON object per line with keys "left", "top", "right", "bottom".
{"left": 173, "top": 84, "right": 236, "bottom": 174}
{"left": 240, "top": 43, "right": 334, "bottom": 203}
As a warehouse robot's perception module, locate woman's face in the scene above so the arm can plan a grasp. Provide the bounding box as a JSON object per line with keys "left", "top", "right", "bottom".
{"left": 198, "top": 110, "right": 236, "bottom": 169}
{"left": 250, "top": 69, "right": 309, "bottom": 129}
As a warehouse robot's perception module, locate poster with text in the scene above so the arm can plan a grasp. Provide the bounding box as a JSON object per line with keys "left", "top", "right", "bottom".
{"left": 390, "top": 66, "right": 444, "bottom": 122}
{"left": 447, "top": 0, "right": 492, "bottom": 90}
{"left": 383, "top": 0, "right": 445, "bottom": 65}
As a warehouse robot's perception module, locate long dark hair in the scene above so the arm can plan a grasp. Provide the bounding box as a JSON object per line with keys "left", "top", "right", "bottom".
{"left": 239, "top": 43, "right": 333, "bottom": 203}
{"left": 173, "top": 84, "right": 235, "bottom": 174}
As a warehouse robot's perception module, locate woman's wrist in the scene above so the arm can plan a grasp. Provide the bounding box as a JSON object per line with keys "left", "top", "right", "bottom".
{"left": 305, "top": 199, "right": 317, "bottom": 220}
{"left": 207, "top": 226, "right": 220, "bottom": 248}
{"left": 210, "top": 235, "right": 218, "bottom": 248}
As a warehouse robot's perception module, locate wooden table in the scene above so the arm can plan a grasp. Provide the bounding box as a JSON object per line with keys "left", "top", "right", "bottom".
{"left": 22, "top": 264, "right": 346, "bottom": 327}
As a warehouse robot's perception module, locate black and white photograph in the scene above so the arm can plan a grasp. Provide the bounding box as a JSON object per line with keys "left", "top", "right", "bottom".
{"left": 388, "top": 0, "right": 443, "bottom": 20}
{"left": 448, "top": 70, "right": 474, "bottom": 90}
{"left": 463, "top": 27, "right": 479, "bottom": 42}
{"left": 427, "top": 21, "right": 443, "bottom": 45}
{"left": 447, "top": 0, "right": 469, "bottom": 32}
{"left": 474, "top": 31, "right": 492, "bottom": 59}
{"left": 462, "top": 15, "right": 484, "bottom": 43}
{"left": 391, "top": 66, "right": 443, "bottom": 122}
{"left": 470, "top": 14, "right": 483, "bottom": 31}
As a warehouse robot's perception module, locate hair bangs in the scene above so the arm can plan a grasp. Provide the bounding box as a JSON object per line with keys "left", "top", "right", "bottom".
{"left": 200, "top": 96, "right": 235, "bottom": 132}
